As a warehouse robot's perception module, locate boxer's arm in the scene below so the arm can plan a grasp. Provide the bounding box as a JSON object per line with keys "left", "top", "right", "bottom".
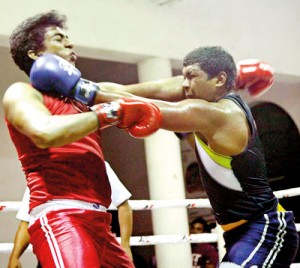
{"left": 30, "top": 54, "right": 184, "bottom": 104}
{"left": 3, "top": 83, "right": 161, "bottom": 147}
{"left": 148, "top": 97, "right": 249, "bottom": 156}
{"left": 97, "top": 75, "right": 185, "bottom": 102}
{"left": 3, "top": 82, "right": 100, "bottom": 148}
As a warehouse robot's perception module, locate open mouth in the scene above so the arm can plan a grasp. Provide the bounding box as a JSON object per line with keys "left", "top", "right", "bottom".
{"left": 70, "top": 52, "right": 77, "bottom": 62}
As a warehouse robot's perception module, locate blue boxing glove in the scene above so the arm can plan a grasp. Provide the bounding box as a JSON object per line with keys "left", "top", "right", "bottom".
{"left": 30, "top": 53, "right": 99, "bottom": 106}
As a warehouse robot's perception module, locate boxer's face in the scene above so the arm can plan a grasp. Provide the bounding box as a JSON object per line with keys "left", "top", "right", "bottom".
{"left": 182, "top": 63, "right": 218, "bottom": 102}
{"left": 41, "top": 26, "right": 77, "bottom": 65}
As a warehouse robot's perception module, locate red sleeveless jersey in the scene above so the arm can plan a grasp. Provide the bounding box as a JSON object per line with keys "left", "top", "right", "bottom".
{"left": 6, "top": 95, "right": 111, "bottom": 211}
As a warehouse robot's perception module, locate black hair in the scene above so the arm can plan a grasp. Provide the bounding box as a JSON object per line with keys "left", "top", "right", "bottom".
{"left": 183, "top": 46, "right": 237, "bottom": 90}
{"left": 9, "top": 10, "right": 67, "bottom": 76}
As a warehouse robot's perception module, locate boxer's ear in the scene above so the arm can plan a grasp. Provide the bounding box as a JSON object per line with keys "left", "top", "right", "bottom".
{"left": 28, "top": 50, "right": 42, "bottom": 60}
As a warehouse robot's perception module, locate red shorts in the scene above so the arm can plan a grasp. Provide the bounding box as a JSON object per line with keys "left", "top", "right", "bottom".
{"left": 28, "top": 208, "right": 134, "bottom": 268}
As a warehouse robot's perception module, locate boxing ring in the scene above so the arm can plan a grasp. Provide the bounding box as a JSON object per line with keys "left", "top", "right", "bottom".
{"left": 1, "top": 187, "right": 300, "bottom": 267}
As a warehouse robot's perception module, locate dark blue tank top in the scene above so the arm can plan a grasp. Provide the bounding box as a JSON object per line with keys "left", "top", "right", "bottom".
{"left": 195, "top": 93, "right": 278, "bottom": 225}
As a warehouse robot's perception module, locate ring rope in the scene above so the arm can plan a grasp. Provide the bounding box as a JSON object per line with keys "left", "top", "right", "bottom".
{"left": 0, "top": 233, "right": 218, "bottom": 254}
{"left": 1, "top": 187, "right": 300, "bottom": 212}
{"left": 1, "top": 186, "right": 300, "bottom": 266}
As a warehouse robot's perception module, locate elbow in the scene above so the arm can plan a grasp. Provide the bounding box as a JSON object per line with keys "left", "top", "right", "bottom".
{"left": 26, "top": 119, "right": 68, "bottom": 148}
{"left": 32, "top": 138, "right": 53, "bottom": 149}
{"left": 30, "top": 131, "right": 56, "bottom": 149}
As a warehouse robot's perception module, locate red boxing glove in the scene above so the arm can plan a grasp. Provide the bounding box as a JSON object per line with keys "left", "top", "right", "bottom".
{"left": 236, "top": 59, "right": 274, "bottom": 97}
{"left": 117, "top": 98, "right": 162, "bottom": 138}
{"left": 91, "top": 98, "right": 161, "bottom": 138}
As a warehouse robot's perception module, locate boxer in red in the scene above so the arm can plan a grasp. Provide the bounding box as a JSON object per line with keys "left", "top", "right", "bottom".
{"left": 4, "top": 10, "right": 160, "bottom": 267}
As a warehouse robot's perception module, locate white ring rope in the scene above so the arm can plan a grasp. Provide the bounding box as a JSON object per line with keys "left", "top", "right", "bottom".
{"left": 1, "top": 187, "right": 300, "bottom": 213}
{"left": 0, "top": 199, "right": 211, "bottom": 213}
{"left": 273, "top": 187, "right": 300, "bottom": 199}
{"left": 1, "top": 187, "right": 300, "bottom": 266}
{"left": 0, "top": 233, "right": 218, "bottom": 253}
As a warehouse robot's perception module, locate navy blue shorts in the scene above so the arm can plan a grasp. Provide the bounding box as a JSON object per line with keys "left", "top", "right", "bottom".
{"left": 220, "top": 211, "right": 299, "bottom": 267}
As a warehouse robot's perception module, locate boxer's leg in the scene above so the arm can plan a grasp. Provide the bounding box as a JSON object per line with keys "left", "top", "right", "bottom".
{"left": 220, "top": 211, "right": 298, "bottom": 268}
{"left": 29, "top": 209, "right": 102, "bottom": 267}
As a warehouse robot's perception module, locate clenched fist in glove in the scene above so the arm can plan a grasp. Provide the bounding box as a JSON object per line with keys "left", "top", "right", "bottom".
{"left": 90, "top": 98, "right": 162, "bottom": 138}
{"left": 30, "top": 53, "right": 99, "bottom": 105}
{"left": 236, "top": 59, "right": 274, "bottom": 97}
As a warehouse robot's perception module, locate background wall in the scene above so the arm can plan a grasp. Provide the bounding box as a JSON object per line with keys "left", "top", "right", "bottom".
{"left": 0, "top": 0, "right": 299, "bottom": 266}
{"left": 0, "top": 0, "right": 300, "bottom": 76}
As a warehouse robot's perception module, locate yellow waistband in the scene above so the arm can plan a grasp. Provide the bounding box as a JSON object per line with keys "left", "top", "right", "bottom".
{"left": 277, "top": 203, "right": 286, "bottom": 212}
{"left": 220, "top": 219, "right": 248, "bottom": 232}
{"left": 220, "top": 203, "right": 285, "bottom": 232}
